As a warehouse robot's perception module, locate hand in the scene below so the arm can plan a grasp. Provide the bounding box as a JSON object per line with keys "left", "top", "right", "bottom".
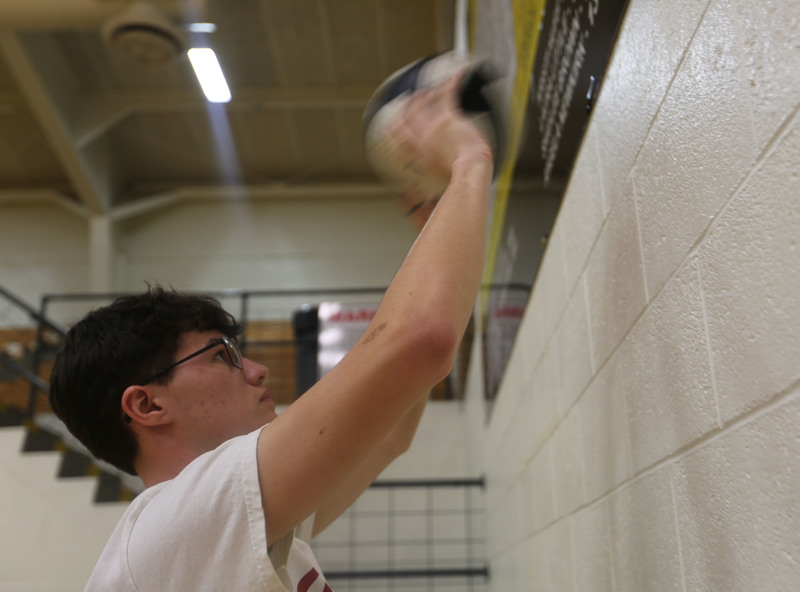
{"left": 388, "top": 72, "right": 494, "bottom": 190}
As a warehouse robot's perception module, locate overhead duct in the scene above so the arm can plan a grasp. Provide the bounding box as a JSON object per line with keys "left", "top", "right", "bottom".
{"left": 0, "top": 0, "right": 206, "bottom": 30}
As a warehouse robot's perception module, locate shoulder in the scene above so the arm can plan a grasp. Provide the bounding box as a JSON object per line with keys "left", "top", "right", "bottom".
{"left": 89, "top": 427, "right": 282, "bottom": 590}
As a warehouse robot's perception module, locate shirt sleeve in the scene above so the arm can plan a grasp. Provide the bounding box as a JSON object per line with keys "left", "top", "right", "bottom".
{"left": 125, "top": 427, "right": 288, "bottom": 591}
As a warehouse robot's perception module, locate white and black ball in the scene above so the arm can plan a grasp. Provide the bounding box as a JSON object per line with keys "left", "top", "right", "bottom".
{"left": 363, "top": 51, "right": 507, "bottom": 197}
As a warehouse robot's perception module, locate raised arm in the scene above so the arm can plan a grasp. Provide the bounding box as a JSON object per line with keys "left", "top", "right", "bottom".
{"left": 256, "top": 74, "right": 493, "bottom": 545}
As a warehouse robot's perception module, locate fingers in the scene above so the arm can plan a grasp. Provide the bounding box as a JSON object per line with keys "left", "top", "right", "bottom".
{"left": 406, "top": 69, "right": 465, "bottom": 115}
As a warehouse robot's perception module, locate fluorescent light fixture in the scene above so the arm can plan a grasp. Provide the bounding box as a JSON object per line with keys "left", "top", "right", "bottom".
{"left": 187, "top": 22, "right": 217, "bottom": 33}
{"left": 187, "top": 48, "right": 231, "bottom": 103}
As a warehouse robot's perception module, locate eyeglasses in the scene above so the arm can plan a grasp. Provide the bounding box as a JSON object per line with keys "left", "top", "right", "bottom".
{"left": 141, "top": 336, "right": 243, "bottom": 386}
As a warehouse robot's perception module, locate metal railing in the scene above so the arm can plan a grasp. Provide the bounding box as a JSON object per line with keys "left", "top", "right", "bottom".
{"left": 312, "top": 478, "right": 489, "bottom": 591}
{"left": 1, "top": 281, "right": 531, "bottom": 416}
{"left": 1, "top": 286, "right": 402, "bottom": 416}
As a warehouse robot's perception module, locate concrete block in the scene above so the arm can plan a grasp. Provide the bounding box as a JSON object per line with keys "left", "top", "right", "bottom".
{"left": 558, "top": 127, "right": 608, "bottom": 286}
{"left": 556, "top": 276, "right": 594, "bottom": 413}
{"left": 485, "top": 420, "right": 518, "bottom": 502}
{"left": 525, "top": 230, "right": 568, "bottom": 359}
{"left": 527, "top": 344, "right": 562, "bottom": 456}
{"left": 495, "top": 403, "right": 538, "bottom": 491}
{"left": 698, "top": 117, "right": 800, "bottom": 421}
{"left": 609, "top": 469, "right": 683, "bottom": 592}
{"left": 584, "top": 183, "right": 648, "bottom": 369}
{"left": 0, "top": 546, "right": 97, "bottom": 586}
{"left": 4, "top": 451, "right": 61, "bottom": 492}
{"left": 552, "top": 407, "right": 586, "bottom": 517}
{"left": 41, "top": 501, "right": 123, "bottom": 548}
{"left": 519, "top": 440, "right": 557, "bottom": 536}
{"left": 572, "top": 499, "right": 615, "bottom": 592}
{"left": 622, "top": 258, "right": 720, "bottom": 473}
{"left": 634, "top": 0, "right": 759, "bottom": 297}
{"left": 657, "top": 0, "right": 710, "bottom": 70}
{"left": 580, "top": 354, "right": 633, "bottom": 501}
{"left": 591, "top": 0, "right": 674, "bottom": 213}
{"left": 734, "top": 0, "right": 800, "bottom": 153}
{"left": 525, "top": 518, "right": 574, "bottom": 592}
{"left": 483, "top": 378, "right": 524, "bottom": 473}
{"left": 0, "top": 427, "right": 24, "bottom": 460}
{"left": 672, "top": 393, "right": 800, "bottom": 591}
{"left": 485, "top": 483, "right": 524, "bottom": 558}
{"left": 487, "top": 539, "right": 528, "bottom": 591}
{"left": 0, "top": 510, "right": 46, "bottom": 551}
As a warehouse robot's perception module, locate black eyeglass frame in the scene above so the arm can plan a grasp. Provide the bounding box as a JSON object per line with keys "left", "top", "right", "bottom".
{"left": 140, "top": 336, "right": 243, "bottom": 386}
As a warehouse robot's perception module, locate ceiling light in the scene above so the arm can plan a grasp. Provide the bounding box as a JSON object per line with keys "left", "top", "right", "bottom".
{"left": 187, "top": 48, "right": 231, "bottom": 103}
{"left": 187, "top": 23, "right": 218, "bottom": 33}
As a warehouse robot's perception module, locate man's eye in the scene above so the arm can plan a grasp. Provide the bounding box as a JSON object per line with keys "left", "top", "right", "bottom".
{"left": 215, "top": 349, "right": 229, "bottom": 363}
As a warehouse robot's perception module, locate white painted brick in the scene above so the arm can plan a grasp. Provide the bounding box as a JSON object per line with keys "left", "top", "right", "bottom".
{"left": 609, "top": 469, "right": 683, "bottom": 592}
{"left": 584, "top": 183, "right": 648, "bottom": 369}
{"left": 572, "top": 500, "right": 615, "bottom": 592}
{"left": 487, "top": 539, "right": 528, "bottom": 591}
{"left": 633, "top": 0, "right": 759, "bottom": 297}
{"left": 0, "top": 510, "right": 46, "bottom": 551}
{"left": 0, "top": 427, "right": 24, "bottom": 460}
{"left": 497, "top": 390, "right": 541, "bottom": 486}
{"left": 622, "top": 258, "right": 720, "bottom": 473}
{"left": 734, "top": 0, "right": 800, "bottom": 152}
{"left": 556, "top": 276, "right": 594, "bottom": 413}
{"left": 483, "top": 377, "right": 525, "bottom": 473}
{"left": 580, "top": 354, "right": 633, "bottom": 501}
{"left": 485, "top": 427, "right": 527, "bottom": 524}
{"left": 519, "top": 440, "right": 557, "bottom": 536}
{"left": 591, "top": 0, "right": 674, "bottom": 213}
{"left": 558, "top": 127, "right": 607, "bottom": 287}
{"left": 485, "top": 483, "right": 524, "bottom": 558}
{"left": 484, "top": 394, "right": 534, "bottom": 509}
{"left": 525, "top": 230, "right": 568, "bottom": 359}
{"left": 43, "top": 502, "right": 125, "bottom": 548}
{"left": 552, "top": 407, "right": 586, "bottom": 517}
{"left": 672, "top": 393, "right": 800, "bottom": 591}
{"left": 525, "top": 518, "right": 574, "bottom": 592}
{"left": 698, "top": 116, "right": 800, "bottom": 421}
{"left": 657, "top": 0, "right": 710, "bottom": 70}
{"left": 1, "top": 546, "right": 98, "bottom": 586}
{"left": 4, "top": 451, "right": 61, "bottom": 492}
{"left": 527, "top": 344, "right": 562, "bottom": 455}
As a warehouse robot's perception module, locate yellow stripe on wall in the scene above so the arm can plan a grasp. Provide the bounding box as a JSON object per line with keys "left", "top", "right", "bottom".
{"left": 474, "top": 0, "right": 547, "bottom": 309}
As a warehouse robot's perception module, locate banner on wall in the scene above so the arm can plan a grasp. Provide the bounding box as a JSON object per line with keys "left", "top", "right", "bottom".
{"left": 479, "top": 0, "right": 630, "bottom": 401}
{"left": 317, "top": 301, "right": 379, "bottom": 379}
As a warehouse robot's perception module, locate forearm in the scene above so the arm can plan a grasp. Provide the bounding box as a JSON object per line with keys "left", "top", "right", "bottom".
{"left": 375, "top": 153, "right": 493, "bottom": 363}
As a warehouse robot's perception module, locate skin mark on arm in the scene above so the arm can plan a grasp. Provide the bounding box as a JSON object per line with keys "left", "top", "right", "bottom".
{"left": 362, "top": 322, "right": 388, "bottom": 344}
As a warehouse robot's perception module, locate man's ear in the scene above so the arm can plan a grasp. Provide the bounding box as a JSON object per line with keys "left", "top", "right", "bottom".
{"left": 121, "top": 385, "right": 168, "bottom": 426}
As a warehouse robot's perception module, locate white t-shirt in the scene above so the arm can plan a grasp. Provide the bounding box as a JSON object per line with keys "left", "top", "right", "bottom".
{"left": 86, "top": 427, "right": 331, "bottom": 591}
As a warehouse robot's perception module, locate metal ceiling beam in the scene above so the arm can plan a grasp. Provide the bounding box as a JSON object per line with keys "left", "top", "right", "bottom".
{"left": 0, "top": 30, "right": 114, "bottom": 215}
{"left": 108, "top": 182, "right": 392, "bottom": 222}
{"left": 104, "top": 85, "right": 375, "bottom": 111}
{"left": 0, "top": 188, "right": 90, "bottom": 218}
{"left": 0, "top": 1, "right": 206, "bottom": 29}
{"left": 72, "top": 85, "right": 377, "bottom": 147}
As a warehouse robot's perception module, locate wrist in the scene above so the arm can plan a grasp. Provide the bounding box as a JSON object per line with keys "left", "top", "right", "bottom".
{"left": 452, "top": 149, "right": 494, "bottom": 178}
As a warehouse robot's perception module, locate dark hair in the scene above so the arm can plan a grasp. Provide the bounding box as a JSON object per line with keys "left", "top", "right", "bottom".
{"left": 48, "top": 287, "right": 242, "bottom": 475}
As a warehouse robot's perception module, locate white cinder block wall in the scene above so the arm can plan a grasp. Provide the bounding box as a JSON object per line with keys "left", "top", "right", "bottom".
{"left": 0, "top": 427, "right": 128, "bottom": 591}
{"left": 478, "top": 0, "right": 800, "bottom": 590}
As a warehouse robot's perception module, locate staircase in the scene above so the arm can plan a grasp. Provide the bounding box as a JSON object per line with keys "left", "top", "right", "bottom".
{"left": 0, "top": 425, "right": 128, "bottom": 589}
{"left": 0, "top": 285, "right": 144, "bottom": 504}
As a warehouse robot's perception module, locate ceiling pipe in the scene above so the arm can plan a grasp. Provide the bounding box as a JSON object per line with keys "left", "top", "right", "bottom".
{"left": 0, "top": 0, "right": 206, "bottom": 30}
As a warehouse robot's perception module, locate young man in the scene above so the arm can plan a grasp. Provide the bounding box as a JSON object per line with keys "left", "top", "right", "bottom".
{"left": 49, "top": 73, "right": 494, "bottom": 591}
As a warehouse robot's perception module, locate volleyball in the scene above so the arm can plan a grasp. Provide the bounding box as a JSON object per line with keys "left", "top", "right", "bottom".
{"left": 363, "top": 51, "right": 506, "bottom": 198}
